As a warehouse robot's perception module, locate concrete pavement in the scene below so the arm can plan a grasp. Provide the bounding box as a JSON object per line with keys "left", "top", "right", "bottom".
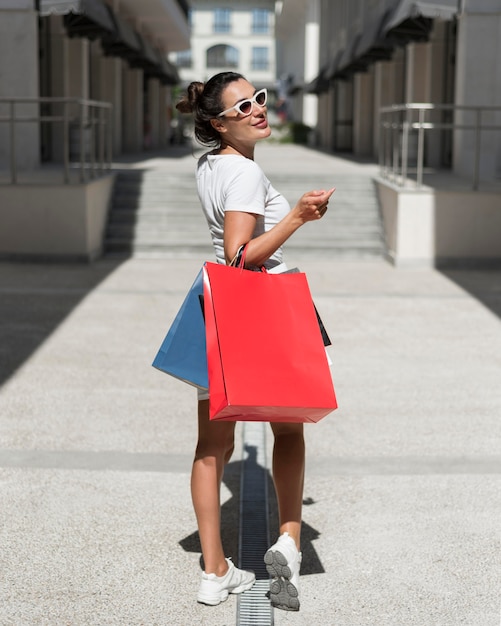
{"left": 0, "top": 141, "right": 500, "bottom": 625}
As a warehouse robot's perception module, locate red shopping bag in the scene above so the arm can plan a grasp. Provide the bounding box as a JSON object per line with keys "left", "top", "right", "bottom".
{"left": 202, "top": 262, "right": 337, "bottom": 422}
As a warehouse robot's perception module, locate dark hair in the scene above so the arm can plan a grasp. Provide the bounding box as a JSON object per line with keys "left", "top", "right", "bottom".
{"left": 176, "top": 72, "right": 245, "bottom": 147}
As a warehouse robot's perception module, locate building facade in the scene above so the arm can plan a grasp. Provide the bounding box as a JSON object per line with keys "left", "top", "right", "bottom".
{"left": 276, "top": 0, "right": 501, "bottom": 267}
{"left": 172, "top": 0, "right": 277, "bottom": 92}
{"left": 0, "top": 0, "right": 190, "bottom": 261}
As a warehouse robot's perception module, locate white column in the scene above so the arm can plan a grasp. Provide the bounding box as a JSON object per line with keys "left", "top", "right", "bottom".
{"left": 122, "top": 67, "right": 143, "bottom": 153}
{"left": 145, "top": 79, "right": 160, "bottom": 149}
{"left": 405, "top": 44, "right": 415, "bottom": 102}
{"left": 302, "top": 0, "right": 320, "bottom": 129}
{"left": 453, "top": 8, "right": 501, "bottom": 180}
{"left": 404, "top": 42, "right": 432, "bottom": 167}
{"left": 67, "top": 37, "right": 90, "bottom": 99}
{"left": 0, "top": 1, "right": 40, "bottom": 171}
{"left": 66, "top": 37, "right": 90, "bottom": 162}
{"left": 100, "top": 57, "right": 123, "bottom": 155}
{"left": 353, "top": 72, "right": 374, "bottom": 156}
{"left": 426, "top": 23, "right": 448, "bottom": 169}
{"left": 160, "top": 85, "right": 170, "bottom": 147}
{"left": 48, "top": 15, "right": 68, "bottom": 162}
{"left": 373, "top": 63, "right": 383, "bottom": 156}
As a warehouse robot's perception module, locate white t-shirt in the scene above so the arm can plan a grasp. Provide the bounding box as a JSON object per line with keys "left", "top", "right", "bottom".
{"left": 196, "top": 152, "right": 290, "bottom": 269}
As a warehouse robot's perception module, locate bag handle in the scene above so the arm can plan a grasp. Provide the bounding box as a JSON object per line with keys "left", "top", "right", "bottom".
{"left": 229, "top": 244, "right": 267, "bottom": 273}
{"left": 229, "top": 244, "right": 248, "bottom": 269}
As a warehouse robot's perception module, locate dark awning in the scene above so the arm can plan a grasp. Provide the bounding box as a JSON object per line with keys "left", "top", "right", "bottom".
{"left": 333, "top": 35, "right": 374, "bottom": 79}
{"left": 151, "top": 52, "right": 180, "bottom": 86}
{"left": 40, "top": 0, "right": 116, "bottom": 40}
{"left": 382, "top": 0, "right": 458, "bottom": 43}
{"left": 128, "top": 34, "right": 159, "bottom": 71}
{"left": 176, "top": 0, "right": 190, "bottom": 19}
{"left": 101, "top": 12, "right": 142, "bottom": 59}
{"left": 305, "top": 64, "right": 330, "bottom": 95}
{"left": 128, "top": 40, "right": 180, "bottom": 85}
{"left": 325, "top": 50, "right": 344, "bottom": 81}
{"left": 331, "top": 0, "right": 458, "bottom": 79}
{"left": 354, "top": 8, "right": 395, "bottom": 65}
{"left": 40, "top": 0, "right": 179, "bottom": 84}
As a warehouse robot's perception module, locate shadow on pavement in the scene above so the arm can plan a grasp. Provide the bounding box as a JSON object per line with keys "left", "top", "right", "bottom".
{"left": 111, "top": 144, "right": 196, "bottom": 165}
{"left": 178, "top": 455, "right": 324, "bottom": 579}
{"left": 0, "top": 260, "right": 123, "bottom": 387}
{"left": 441, "top": 268, "right": 501, "bottom": 319}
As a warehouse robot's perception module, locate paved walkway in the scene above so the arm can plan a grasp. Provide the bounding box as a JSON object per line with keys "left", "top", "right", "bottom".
{"left": 0, "top": 142, "right": 500, "bottom": 625}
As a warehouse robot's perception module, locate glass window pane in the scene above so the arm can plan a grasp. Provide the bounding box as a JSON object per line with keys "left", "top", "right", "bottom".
{"left": 176, "top": 49, "right": 192, "bottom": 68}
{"left": 252, "top": 9, "right": 269, "bottom": 34}
{"left": 214, "top": 8, "right": 231, "bottom": 33}
{"left": 251, "top": 46, "right": 269, "bottom": 71}
{"left": 207, "top": 44, "right": 239, "bottom": 68}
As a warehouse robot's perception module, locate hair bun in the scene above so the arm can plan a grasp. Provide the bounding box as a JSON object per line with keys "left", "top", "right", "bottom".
{"left": 176, "top": 81, "right": 205, "bottom": 114}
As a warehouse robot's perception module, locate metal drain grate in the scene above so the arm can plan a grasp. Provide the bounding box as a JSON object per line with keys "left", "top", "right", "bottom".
{"left": 237, "top": 421, "right": 274, "bottom": 626}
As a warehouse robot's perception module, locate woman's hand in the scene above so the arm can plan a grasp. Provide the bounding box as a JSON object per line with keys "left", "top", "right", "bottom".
{"left": 292, "top": 187, "right": 335, "bottom": 224}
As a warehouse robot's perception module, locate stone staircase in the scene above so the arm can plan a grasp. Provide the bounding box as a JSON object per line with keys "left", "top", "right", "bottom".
{"left": 105, "top": 169, "right": 214, "bottom": 258}
{"left": 276, "top": 174, "right": 386, "bottom": 260}
{"left": 104, "top": 164, "right": 386, "bottom": 260}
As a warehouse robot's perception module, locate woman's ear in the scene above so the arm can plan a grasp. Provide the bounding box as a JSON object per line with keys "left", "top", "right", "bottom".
{"left": 210, "top": 117, "right": 227, "bottom": 134}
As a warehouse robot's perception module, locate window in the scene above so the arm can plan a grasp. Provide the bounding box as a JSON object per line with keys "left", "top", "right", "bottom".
{"left": 207, "top": 44, "right": 239, "bottom": 68}
{"left": 175, "top": 49, "right": 192, "bottom": 68}
{"left": 252, "top": 9, "right": 270, "bottom": 34}
{"left": 251, "top": 47, "right": 269, "bottom": 71}
{"left": 214, "top": 8, "right": 231, "bottom": 33}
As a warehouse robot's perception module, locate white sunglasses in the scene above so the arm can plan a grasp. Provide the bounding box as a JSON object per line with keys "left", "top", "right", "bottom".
{"left": 217, "top": 88, "right": 268, "bottom": 118}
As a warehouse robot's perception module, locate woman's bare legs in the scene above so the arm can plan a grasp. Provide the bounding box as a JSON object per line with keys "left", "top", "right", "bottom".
{"left": 191, "top": 399, "right": 236, "bottom": 576}
{"left": 270, "top": 422, "right": 305, "bottom": 549}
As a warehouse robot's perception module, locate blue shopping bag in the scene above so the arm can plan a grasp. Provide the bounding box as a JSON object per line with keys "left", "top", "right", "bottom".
{"left": 152, "top": 269, "right": 208, "bottom": 390}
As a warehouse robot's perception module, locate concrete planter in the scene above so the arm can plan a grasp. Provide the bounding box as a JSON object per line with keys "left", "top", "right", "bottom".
{"left": 376, "top": 177, "right": 501, "bottom": 267}
{"left": 0, "top": 174, "right": 115, "bottom": 262}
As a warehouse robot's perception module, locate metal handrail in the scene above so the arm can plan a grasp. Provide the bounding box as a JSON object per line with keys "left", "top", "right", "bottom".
{"left": 379, "top": 102, "right": 501, "bottom": 191}
{"left": 0, "top": 97, "right": 112, "bottom": 184}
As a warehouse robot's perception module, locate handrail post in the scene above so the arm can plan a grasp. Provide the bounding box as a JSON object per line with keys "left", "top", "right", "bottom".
{"left": 98, "top": 106, "right": 104, "bottom": 173}
{"left": 89, "top": 104, "right": 96, "bottom": 178}
{"left": 416, "top": 107, "right": 425, "bottom": 187}
{"left": 386, "top": 111, "right": 394, "bottom": 180}
{"left": 10, "top": 101, "right": 17, "bottom": 184}
{"left": 401, "top": 107, "right": 409, "bottom": 185}
{"left": 378, "top": 112, "right": 384, "bottom": 177}
{"left": 473, "top": 108, "right": 481, "bottom": 191}
{"left": 392, "top": 109, "right": 399, "bottom": 182}
{"left": 63, "top": 100, "right": 70, "bottom": 184}
{"left": 79, "top": 100, "right": 85, "bottom": 183}
{"left": 107, "top": 105, "right": 112, "bottom": 171}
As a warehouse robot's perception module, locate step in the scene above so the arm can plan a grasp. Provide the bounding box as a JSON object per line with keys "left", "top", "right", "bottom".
{"left": 104, "top": 168, "right": 387, "bottom": 260}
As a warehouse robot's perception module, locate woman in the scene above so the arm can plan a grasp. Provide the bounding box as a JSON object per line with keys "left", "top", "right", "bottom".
{"left": 176, "top": 72, "right": 334, "bottom": 612}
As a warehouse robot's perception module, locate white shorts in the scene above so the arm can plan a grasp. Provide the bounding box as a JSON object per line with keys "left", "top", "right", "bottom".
{"left": 197, "top": 387, "right": 209, "bottom": 401}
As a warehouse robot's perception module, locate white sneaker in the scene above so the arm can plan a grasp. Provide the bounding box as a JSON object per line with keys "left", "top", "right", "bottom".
{"left": 197, "top": 558, "right": 255, "bottom": 606}
{"left": 264, "top": 532, "right": 302, "bottom": 611}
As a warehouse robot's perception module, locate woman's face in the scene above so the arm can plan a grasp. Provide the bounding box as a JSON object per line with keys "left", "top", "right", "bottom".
{"left": 216, "top": 79, "right": 271, "bottom": 145}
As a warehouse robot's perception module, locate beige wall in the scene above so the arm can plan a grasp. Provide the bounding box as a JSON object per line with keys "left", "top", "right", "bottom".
{"left": 0, "top": 3, "right": 40, "bottom": 171}
{"left": 454, "top": 11, "right": 501, "bottom": 180}
{"left": 377, "top": 179, "right": 501, "bottom": 266}
{"left": 0, "top": 176, "right": 115, "bottom": 261}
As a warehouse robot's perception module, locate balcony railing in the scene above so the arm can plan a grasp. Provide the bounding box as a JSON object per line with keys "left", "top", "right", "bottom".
{"left": 379, "top": 103, "right": 501, "bottom": 191}
{"left": 0, "top": 97, "right": 112, "bottom": 185}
